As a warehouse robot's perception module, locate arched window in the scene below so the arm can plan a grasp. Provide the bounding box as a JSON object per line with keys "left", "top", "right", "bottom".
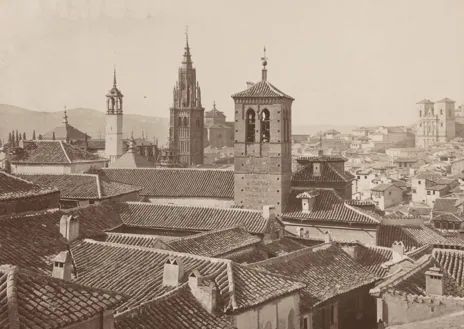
{"left": 178, "top": 117, "right": 182, "bottom": 126}
{"left": 288, "top": 309, "right": 295, "bottom": 329}
{"left": 246, "top": 109, "right": 256, "bottom": 143}
{"left": 261, "top": 109, "right": 270, "bottom": 143}
{"left": 184, "top": 117, "right": 188, "bottom": 126}
{"left": 440, "top": 109, "right": 443, "bottom": 115}
{"left": 419, "top": 110, "right": 422, "bottom": 117}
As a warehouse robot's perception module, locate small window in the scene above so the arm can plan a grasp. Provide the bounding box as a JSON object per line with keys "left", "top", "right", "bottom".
{"left": 427, "top": 191, "right": 431, "bottom": 195}
{"left": 330, "top": 305, "right": 336, "bottom": 325}
{"left": 440, "top": 109, "right": 443, "bottom": 115}
{"left": 433, "top": 191, "right": 436, "bottom": 195}
{"left": 412, "top": 188, "right": 417, "bottom": 193}
{"left": 357, "top": 176, "right": 360, "bottom": 179}
{"left": 418, "top": 180, "right": 422, "bottom": 185}
{"left": 419, "top": 110, "right": 422, "bottom": 117}
{"left": 441, "top": 122, "right": 443, "bottom": 127}
{"left": 364, "top": 176, "right": 367, "bottom": 179}
{"left": 303, "top": 316, "right": 309, "bottom": 329}
{"left": 389, "top": 191, "right": 391, "bottom": 196}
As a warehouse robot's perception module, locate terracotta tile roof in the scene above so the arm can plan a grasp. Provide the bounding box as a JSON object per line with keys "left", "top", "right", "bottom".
{"left": 355, "top": 245, "right": 393, "bottom": 278}
{"left": 261, "top": 237, "right": 307, "bottom": 256}
{"left": 387, "top": 310, "right": 464, "bottom": 329}
{"left": 426, "top": 184, "right": 448, "bottom": 191}
{"left": 71, "top": 240, "right": 305, "bottom": 312}
{"left": 377, "top": 224, "right": 464, "bottom": 251}
{"left": 43, "top": 123, "right": 89, "bottom": 141}
{"left": 249, "top": 243, "right": 379, "bottom": 311}
{"left": 0, "top": 171, "right": 59, "bottom": 201}
{"left": 100, "top": 168, "right": 234, "bottom": 198}
{"left": 292, "top": 163, "right": 354, "bottom": 183}
{"left": 406, "top": 244, "right": 435, "bottom": 260}
{"left": 18, "top": 173, "right": 143, "bottom": 200}
{"left": 432, "top": 213, "right": 464, "bottom": 223}
{"left": 0, "top": 204, "right": 122, "bottom": 275}
{"left": 168, "top": 226, "right": 261, "bottom": 257}
{"left": 114, "top": 284, "right": 235, "bottom": 329}
{"left": 115, "top": 202, "right": 274, "bottom": 235}
{"left": 103, "top": 232, "right": 179, "bottom": 247}
{"left": 371, "top": 183, "right": 397, "bottom": 192}
{"left": 433, "top": 248, "right": 464, "bottom": 286}
{"left": 282, "top": 188, "right": 380, "bottom": 225}
{"left": 0, "top": 264, "right": 125, "bottom": 329}
{"left": 109, "top": 150, "right": 155, "bottom": 168}
{"left": 416, "top": 99, "right": 434, "bottom": 104}
{"left": 296, "top": 155, "right": 347, "bottom": 162}
{"left": 371, "top": 254, "right": 464, "bottom": 297}
{"left": 225, "top": 247, "right": 269, "bottom": 264}
{"left": 231, "top": 80, "right": 294, "bottom": 100}
{"left": 436, "top": 98, "right": 455, "bottom": 103}
{"left": 433, "top": 198, "right": 460, "bottom": 214}
{"left": 11, "top": 140, "right": 107, "bottom": 164}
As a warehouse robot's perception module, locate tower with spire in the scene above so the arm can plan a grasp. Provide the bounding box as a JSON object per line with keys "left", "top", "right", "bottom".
{"left": 105, "top": 67, "right": 124, "bottom": 163}
{"left": 231, "top": 48, "right": 294, "bottom": 214}
{"left": 169, "top": 28, "right": 205, "bottom": 166}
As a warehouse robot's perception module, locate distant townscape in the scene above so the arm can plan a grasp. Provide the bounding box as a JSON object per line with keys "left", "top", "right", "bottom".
{"left": 2, "top": 30, "right": 464, "bottom": 329}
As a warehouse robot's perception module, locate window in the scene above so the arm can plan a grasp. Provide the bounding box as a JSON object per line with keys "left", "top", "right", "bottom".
{"left": 433, "top": 191, "right": 436, "bottom": 195}
{"left": 364, "top": 176, "right": 367, "bottom": 179}
{"left": 288, "top": 309, "right": 295, "bottom": 329}
{"left": 183, "top": 117, "right": 188, "bottom": 126}
{"left": 418, "top": 180, "right": 422, "bottom": 185}
{"left": 302, "top": 316, "right": 309, "bottom": 329}
{"left": 330, "top": 305, "right": 336, "bottom": 325}
{"left": 434, "top": 221, "right": 440, "bottom": 229}
{"left": 412, "top": 188, "right": 416, "bottom": 193}
{"left": 178, "top": 117, "right": 182, "bottom": 126}
{"left": 389, "top": 191, "right": 392, "bottom": 196}
{"left": 420, "top": 110, "right": 422, "bottom": 117}
{"left": 246, "top": 109, "right": 256, "bottom": 143}
{"left": 261, "top": 109, "right": 270, "bottom": 143}
{"left": 357, "top": 176, "right": 360, "bottom": 179}
{"left": 440, "top": 109, "right": 443, "bottom": 115}
{"left": 441, "top": 122, "right": 443, "bottom": 127}
{"left": 427, "top": 191, "right": 431, "bottom": 195}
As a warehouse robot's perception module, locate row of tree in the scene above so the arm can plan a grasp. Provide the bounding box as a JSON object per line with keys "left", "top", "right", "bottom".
{"left": 6, "top": 130, "right": 47, "bottom": 149}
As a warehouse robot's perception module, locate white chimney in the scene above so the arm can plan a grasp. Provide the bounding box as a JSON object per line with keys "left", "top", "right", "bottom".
{"left": 425, "top": 267, "right": 444, "bottom": 296}
{"left": 324, "top": 231, "right": 332, "bottom": 243}
{"left": 52, "top": 251, "right": 73, "bottom": 281}
{"left": 188, "top": 270, "right": 217, "bottom": 313}
{"left": 313, "top": 163, "right": 321, "bottom": 177}
{"left": 262, "top": 205, "right": 276, "bottom": 220}
{"left": 391, "top": 241, "right": 405, "bottom": 262}
{"left": 297, "top": 191, "right": 319, "bottom": 213}
{"left": 163, "top": 257, "right": 184, "bottom": 287}
{"left": 60, "top": 215, "right": 79, "bottom": 243}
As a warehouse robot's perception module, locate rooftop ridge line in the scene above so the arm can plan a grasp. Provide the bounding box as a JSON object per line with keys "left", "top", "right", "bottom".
{"left": 59, "top": 141, "right": 72, "bottom": 163}
{"left": 5, "top": 265, "right": 20, "bottom": 329}
{"left": 123, "top": 201, "right": 264, "bottom": 213}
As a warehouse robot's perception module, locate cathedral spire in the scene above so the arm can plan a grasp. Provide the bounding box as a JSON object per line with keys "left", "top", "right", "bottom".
{"left": 113, "top": 66, "right": 117, "bottom": 87}
{"left": 182, "top": 26, "right": 193, "bottom": 67}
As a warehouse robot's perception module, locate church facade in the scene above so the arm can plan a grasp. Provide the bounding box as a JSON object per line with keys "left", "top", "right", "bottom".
{"left": 169, "top": 34, "right": 205, "bottom": 166}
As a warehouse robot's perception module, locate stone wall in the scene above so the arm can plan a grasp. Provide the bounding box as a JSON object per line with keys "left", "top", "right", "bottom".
{"left": 0, "top": 191, "right": 60, "bottom": 216}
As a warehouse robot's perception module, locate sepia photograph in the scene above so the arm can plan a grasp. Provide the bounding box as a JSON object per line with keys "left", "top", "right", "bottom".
{"left": 0, "top": 1, "right": 463, "bottom": 328}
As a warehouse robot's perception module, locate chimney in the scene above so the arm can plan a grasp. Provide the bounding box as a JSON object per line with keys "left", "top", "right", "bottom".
{"left": 425, "top": 267, "right": 444, "bottom": 296}
{"left": 297, "top": 191, "right": 319, "bottom": 214}
{"left": 52, "top": 251, "right": 73, "bottom": 281}
{"left": 318, "top": 149, "right": 324, "bottom": 156}
{"left": 60, "top": 215, "right": 79, "bottom": 243}
{"left": 188, "top": 270, "right": 217, "bottom": 313}
{"left": 163, "top": 257, "right": 184, "bottom": 287}
{"left": 296, "top": 227, "right": 304, "bottom": 238}
{"left": 262, "top": 205, "right": 276, "bottom": 220}
{"left": 324, "top": 231, "right": 332, "bottom": 243}
{"left": 313, "top": 163, "right": 321, "bottom": 177}
{"left": 391, "top": 241, "right": 405, "bottom": 262}
{"left": 246, "top": 81, "right": 255, "bottom": 89}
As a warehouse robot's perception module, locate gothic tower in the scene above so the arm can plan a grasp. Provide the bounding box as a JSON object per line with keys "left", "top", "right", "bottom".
{"left": 169, "top": 32, "right": 204, "bottom": 166}
{"left": 105, "top": 68, "right": 124, "bottom": 163}
{"left": 231, "top": 50, "right": 294, "bottom": 214}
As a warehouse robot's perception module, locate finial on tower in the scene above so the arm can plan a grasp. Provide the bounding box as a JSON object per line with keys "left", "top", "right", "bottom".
{"left": 185, "top": 25, "right": 189, "bottom": 45}
{"left": 63, "top": 106, "right": 68, "bottom": 124}
{"left": 113, "top": 65, "right": 117, "bottom": 87}
{"left": 261, "top": 46, "right": 268, "bottom": 81}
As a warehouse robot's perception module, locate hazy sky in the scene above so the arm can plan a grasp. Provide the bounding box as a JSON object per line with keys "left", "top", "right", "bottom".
{"left": 0, "top": 0, "right": 463, "bottom": 126}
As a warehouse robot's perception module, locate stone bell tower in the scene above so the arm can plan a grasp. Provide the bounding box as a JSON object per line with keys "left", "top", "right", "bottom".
{"left": 105, "top": 68, "right": 124, "bottom": 163}
{"left": 231, "top": 49, "right": 294, "bottom": 214}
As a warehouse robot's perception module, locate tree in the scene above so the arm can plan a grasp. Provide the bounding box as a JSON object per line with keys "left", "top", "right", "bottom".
{"left": 8, "top": 132, "right": 11, "bottom": 145}
{"left": 23, "top": 132, "right": 26, "bottom": 140}
{"left": 15, "top": 130, "right": 19, "bottom": 144}
{"left": 32, "top": 130, "right": 36, "bottom": 140}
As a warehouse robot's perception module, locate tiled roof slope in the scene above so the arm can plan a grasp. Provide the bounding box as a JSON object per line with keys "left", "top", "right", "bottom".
{"left": 114, "top": 285, "right": 235, "bottom": 329}
{"left": 71, "top": 240, "right": 305, "bottom": 312}
{"left": 0, "top": 264, "right": 125, "bottom": 329}
{"left": 100, "top": 168, "right": 234, "bottom": 198}
{"left": 231, "top": 80, "right": 294, "bottom": 100}
{"left": 11, "top": 140, "right": 106, "bottom": 164}
{"left": 0, "top": 171, "right": 58, "bottom": 201}
{"left": 292, "top": 163, "right": 354, "bottom": 183}
{"left": 102, "top": 233, "right": 179, "bottom": 247}
{"left": 433, "top": 248, "right": 464, "bottom": 286}
{"left": 0, "top": 205, "right": 122, "bottom": 274}
{"left": 168, "top": 226, "right": 261, "bottom": 257}
{"left": 249, "top": 243, "right": 379, "bottom": 311}
{"left": 372, "top": 255, "right": 464, "bottom": 297}
{"left": 109, "top": 150, "right": 154, "bottom": 168}
{"left": 377, "top": 224, "right": 464, "bottom": 251}
{"left": 282, "top": 189, "right": 380, "bottom": 225}
{"left": 115, "top": 202, "right": 274, "bottom": 235}
{"left": 387, "top": 311, "right": 464, "bottom": 329}
{"left": 433, "top": 198, "right": 460, "bottom": 214}
{"left": 262, "top": 237, "right": 307, "bottom": 256}
{"left": 43, "top": 123, "right": 89, "bottom": 141}
{"left": 19, "top": 173, "right": 142, "bottom": 200}
{"left": 355, "top": 245, "right": 393, "bottom": 278}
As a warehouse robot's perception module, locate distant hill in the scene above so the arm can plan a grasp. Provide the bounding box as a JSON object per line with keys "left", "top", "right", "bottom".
{"left": 0, "top": 104, "right": 169, "bottom": 143}
{"left": 292, "top": 124, "right": 358, "bottom": 135}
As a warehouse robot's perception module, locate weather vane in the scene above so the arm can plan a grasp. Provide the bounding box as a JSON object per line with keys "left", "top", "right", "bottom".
{"left": 185, "top": 25, "right": 189, "bottom": 40}
{"left": 261, "top": 46, "right": 268, "bottom": 67}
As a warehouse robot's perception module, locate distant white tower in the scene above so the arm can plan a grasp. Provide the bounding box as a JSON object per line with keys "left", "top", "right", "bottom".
{"left": 105, "top": 68, "right": 124, "bottom": 163}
